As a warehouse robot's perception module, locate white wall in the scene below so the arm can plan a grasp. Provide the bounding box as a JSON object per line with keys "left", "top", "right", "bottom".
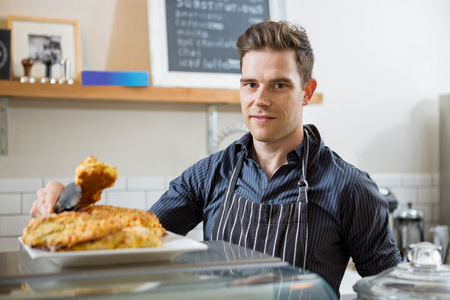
{"left": 289, "top": 0, "right": 450, "bottom": 173}
{"left": 1, "top": 0, "right": 449, "bottom": 178}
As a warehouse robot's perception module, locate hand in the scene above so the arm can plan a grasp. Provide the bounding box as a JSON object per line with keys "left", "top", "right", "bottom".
{"left": 30, "top": 181, "right": 65, "bottom": 218}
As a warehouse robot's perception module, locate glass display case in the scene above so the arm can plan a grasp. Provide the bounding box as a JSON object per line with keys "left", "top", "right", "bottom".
{"left": 0, "top": 240, "right": 337, "bottom": 300}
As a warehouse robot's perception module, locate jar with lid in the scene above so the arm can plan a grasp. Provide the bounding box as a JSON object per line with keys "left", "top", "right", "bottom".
{"left": 353, "top": 242, "right": 450, "bottom": 299}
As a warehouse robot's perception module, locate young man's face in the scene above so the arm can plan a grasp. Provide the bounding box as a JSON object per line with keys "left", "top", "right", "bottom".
{"left": 240, "top": 49, "right": 310, "bottom": 145}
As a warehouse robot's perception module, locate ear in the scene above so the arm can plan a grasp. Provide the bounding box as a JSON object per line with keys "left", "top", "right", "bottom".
{"left": 302, "top": 78, "right": 317, "bottom": 106}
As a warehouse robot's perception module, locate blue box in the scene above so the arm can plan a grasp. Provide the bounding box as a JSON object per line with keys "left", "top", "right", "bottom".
{"left": 81, "top": 71, "right": 149, "bottom": 86}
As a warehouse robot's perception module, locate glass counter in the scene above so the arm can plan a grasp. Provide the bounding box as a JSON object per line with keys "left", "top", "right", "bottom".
{"left": 0, "top": 241, "right": 337, "bottom": 300}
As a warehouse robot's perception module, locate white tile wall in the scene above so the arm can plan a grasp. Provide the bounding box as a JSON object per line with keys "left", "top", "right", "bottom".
{"left": 370, "top": 173, "right": 403, "bottom": 187}
{"left": 21, "top": 193, "right": 37, "bottom": 214}
{"left": 402, "top": 174, "right": 434, "bottom": 187}
{"left": 0, "top": 194, "right": 21, "bottom": 214}
{"left": 128, "top": 177, "right": 166, "bottom": 190}
{"left": 107, "top": 191, "right": 146, "bottom": 210}
{"left": 371, "top": 173, "right": 441, "bottom": 242}
{"left": 0, "top": 174, "right": 441, "bottom": 252}
{"left": 0, "top": 178, "right": 43, "bottom": 193}
{"left": 147, "top": 190, "right": 166, "bottom": 208}
{"left": 43, "top": 177, "right": 74, "bottom": 187}
{"left": 0, "top": 215, "right": 32, "bottom": 236}
{"left": 108, "top": 178, "right": 127, "bottom": 190}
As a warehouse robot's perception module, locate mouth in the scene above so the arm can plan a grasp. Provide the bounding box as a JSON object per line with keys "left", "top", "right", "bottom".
{"left": 251, "top": 115, "right": 275, "bottom": 122}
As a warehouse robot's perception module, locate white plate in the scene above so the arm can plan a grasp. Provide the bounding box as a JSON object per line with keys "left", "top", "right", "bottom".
{"left": 19, "top": 231, "right": 207, "bottom": 267}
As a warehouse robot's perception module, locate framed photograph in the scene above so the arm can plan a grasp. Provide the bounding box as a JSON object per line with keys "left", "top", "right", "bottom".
{"left": 148, "top": 0, "right": 286, "bottom": 90}
{"left": 7, "top": 15, "right": 82, "bottom": 82}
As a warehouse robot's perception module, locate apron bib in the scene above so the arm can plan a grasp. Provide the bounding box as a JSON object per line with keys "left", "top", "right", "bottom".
{"left": 213, "top": 129, "right": 313, "bottom": 269}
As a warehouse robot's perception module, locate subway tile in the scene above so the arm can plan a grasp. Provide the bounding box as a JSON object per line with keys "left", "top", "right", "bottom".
{"left": 146, "top": 190, "right": 165, "bottom": 208}
{"left": 107, "top": 191, "right": 146, "bottom": 210}
{"left": 92, "top": 190, "right": 108, "bottom": 205}
{"left": 21, "top": 193, "right": 36, "bottom": 215}
{"left": 0, "top": 194, "right": 21, "bottom": 214}
{"left": 433, "top": 174, "right": 440, "bottom": 187}
{"left": 403, "top": 174, "right": 434, "bottom": 187}
{"left": 43, "top": 177, "right": 74, "bottom": 187}
{"left": 433, "top": 204, "right": 446, "bottom": 225}
{"left": 43, "top": 177, "right": 126, "bottom": 191}
{"left": 370, "top": 174, "right": 402, "bottom": 188}
{"left": 96, "top": 196, "right": 107, "bottom": 206}
{"left": 108, "top": 177, "right": 126, "bottom": 190}
{"left": 414, "top": 204, "right": 434, "bottom": 222}
{"left": 0, "top": 215, "right": 32, "bottom": 236}
{"left": 128, "top": 177, "right": 165, "bottom": 190}
{"left": 389, "top": 187, "right": 417, "bottom": 206}
{"left": 418, "top": 188, "right": 439, "bottom": 204}
{"left": 0, "top": 237, "right": 20, "bottom": 252}
{"left": 0, "top": 178, "right": 42, "bottom": 193}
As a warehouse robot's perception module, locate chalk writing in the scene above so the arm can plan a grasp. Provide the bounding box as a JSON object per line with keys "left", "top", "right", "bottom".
{"left": 165, "top": 0, "right": 269, "bottom": 74}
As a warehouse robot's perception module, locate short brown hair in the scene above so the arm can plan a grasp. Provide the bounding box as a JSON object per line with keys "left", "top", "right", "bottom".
{"left": 236, "top": 19, "right": 314, "bottom": 89}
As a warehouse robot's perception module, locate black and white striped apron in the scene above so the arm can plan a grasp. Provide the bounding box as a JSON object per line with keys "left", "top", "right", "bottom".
{"left": 212, "top": 130, "right": 313, "bottom": 270}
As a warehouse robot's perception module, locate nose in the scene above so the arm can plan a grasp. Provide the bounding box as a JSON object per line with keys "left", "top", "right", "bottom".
{"left": 254, "top": 86, "right": 270, "bottom": 107}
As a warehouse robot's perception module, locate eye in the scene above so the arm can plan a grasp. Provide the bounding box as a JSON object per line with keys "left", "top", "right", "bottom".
{"left": 274, "top": 83, "right": 286, "bottom": 89}
{"left": 245, "top": 83, "right": 257, "bottom": 88}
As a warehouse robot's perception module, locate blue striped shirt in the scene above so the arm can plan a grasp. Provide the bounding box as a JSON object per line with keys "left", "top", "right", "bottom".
{"left": 149, "top": 126, "right": 401, "bottom": 295}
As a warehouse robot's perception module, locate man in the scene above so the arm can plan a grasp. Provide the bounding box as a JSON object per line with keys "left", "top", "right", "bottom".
{"left": 31, "top": 20, "right": 401, "bottom": 297}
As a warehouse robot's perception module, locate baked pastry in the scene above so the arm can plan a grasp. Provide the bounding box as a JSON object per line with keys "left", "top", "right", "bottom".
{"left": 74, "top": 155, "right": 118, "bottom": 207}
{"left": 22, "top": 210, "right": 123, "bottom": 250}
{"left": 79, "top": 205, "right": 166, "bottom": 236}
{"left": 22, "top": 206, "right": 166, "bottom": 251}
{"left": 23, "top": 156, "right": 166, "bottom": 252}
{"left": 63, "top": 226, "right": 163, "bottom": 250}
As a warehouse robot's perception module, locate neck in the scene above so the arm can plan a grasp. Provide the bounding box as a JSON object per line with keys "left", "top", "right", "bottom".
{"left": 251, "top": 131, "right": 304, "bottom": 181}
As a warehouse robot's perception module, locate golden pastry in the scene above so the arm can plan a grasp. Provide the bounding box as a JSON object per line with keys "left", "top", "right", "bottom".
{"left": 74, "top": 155, "right": 118, "bottom": 207}
{"left": 22, "top": 210, "right": 122, "bottom": 250}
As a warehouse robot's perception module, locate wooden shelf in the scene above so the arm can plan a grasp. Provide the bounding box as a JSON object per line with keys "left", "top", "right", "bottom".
{"left": 0, "top": 80, "right": 322, "bottom": 105}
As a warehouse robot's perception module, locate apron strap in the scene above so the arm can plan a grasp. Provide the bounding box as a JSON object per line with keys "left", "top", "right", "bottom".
{"left": 297, "top": 129, "right": 310, "bottom": 203}
{"left": 303, "top": 124, "right": 321, "bottom": 176}
{"left": 298, "top": 128, "right": 311, "bottom": 269}
{"left": 227, "top": 150, "right": 246, "bottom": 191}
{"left": 213, "top": 151, "right": 246, "bottom": 241}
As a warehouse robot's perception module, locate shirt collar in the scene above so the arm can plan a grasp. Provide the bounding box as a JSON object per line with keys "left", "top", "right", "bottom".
{"left": 234, "top": 132, "right": 304, "bottom": 163}
{"left": 234, "top": 132, "right": 252, "bottom": 156}
{"left": 289, "top": 142, "right": 304, "bottom": 163}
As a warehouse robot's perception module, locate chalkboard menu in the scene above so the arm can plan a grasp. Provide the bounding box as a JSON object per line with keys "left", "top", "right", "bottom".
{"left": 164, "top": 0, "right": 270, "bottom": 74}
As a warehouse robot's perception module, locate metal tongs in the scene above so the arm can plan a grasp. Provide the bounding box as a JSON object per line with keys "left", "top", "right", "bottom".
{"left": 53, "top": 182, "right": 82, "bottom": 213}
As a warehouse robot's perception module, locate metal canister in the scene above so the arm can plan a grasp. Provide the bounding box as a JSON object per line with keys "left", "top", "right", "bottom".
{"left": 393, "top": 202, "right": 424, "bottom": 261}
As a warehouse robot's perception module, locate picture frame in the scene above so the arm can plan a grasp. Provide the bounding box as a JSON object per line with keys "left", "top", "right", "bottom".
{"left": 7, "top": 15, "right": 82, "bottom": 82}
{"left": 148, "top": 0, "right": 286, "bottom": 90}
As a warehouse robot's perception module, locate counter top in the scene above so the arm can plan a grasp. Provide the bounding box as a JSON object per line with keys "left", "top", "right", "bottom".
{"left": 0, "top": 240, "right": 337, "bottom": 299}
{"left": 1, "top": 240, "right": 281, "bottom": 285}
